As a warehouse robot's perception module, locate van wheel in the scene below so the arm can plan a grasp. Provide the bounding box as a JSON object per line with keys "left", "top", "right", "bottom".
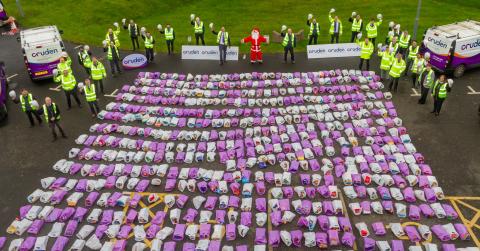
{"left": 453, "top": 64, "right": 465, "bottom": 78}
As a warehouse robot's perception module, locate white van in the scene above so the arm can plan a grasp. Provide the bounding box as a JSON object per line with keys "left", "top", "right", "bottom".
{"left": 19, "top": 26, "right": 65, "bottom": 80}
{"left": 421, "top": 20, "right": 480, "bottom": 77}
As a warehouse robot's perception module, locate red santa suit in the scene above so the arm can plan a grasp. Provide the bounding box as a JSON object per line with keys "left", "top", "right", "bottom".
{"left": 242, "top": 28, "right": 267, "bottom": 63}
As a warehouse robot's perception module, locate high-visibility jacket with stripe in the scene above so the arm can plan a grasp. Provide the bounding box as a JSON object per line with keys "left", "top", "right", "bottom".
{"left": 328, "top": 15, "right": 342, "bottom": 35}
{"left": 43, "top": 103, "right": 60, "bottom": 121}
{"left": 418, "top": 68, "right": 434, "bottom": 88}
{"left": 399, "top": 34, "right": 410, "bottom": 48}
{"left": 107, "top": 45, "right": 119, "bottom": 61}
{"left": 366, "top": 20, "right": 382, "bottom": 38}
{"left": 105, "top": 26, "right": 121, "bottom": 47}
{"left": 128, "top": 23, "right": 138, "bottom": 36}
{"left": 194, "top": 21, "right": 204, "bottom": 34}
{"left": 80, "top": 51, "right": 92, "bottom": 68}
{"left": 56, "top": 61, "right": 72, "bottom": 74}
{"left": 20, "top": 94, "right": 36, "bottom": 112}
{"left": 144, "top": 36, "right": 154, "bottom": 48}
{"left": 282, "top": 34, "right": 295, "bottom": 47}
{"left": 378, "top": 50, "right": 394, "bottom": 70}
{"left": 309, "top": 22, "right": 319, "bottom": 36}
{"left": 432, "top": 80, "right": 448, "bottom": 98}
{"left": 407, "top": 45, "right": 419, "bottom": 59}
{"left": 216, "top": 31, "right": 229, "bottom": 44}
{"left": 55, "top": 73, "right": 77, "bottom": 91}
{"left": 358, "top": 41, "right": 374, "bottom": 59}
{"left": 351, "top": 18, "right": 362, "bottom": 32}
{"left": 389, "top": 59, "right": 406, "bottom": 78}
{"left": 90, "top": 62, "right": 106, "bottom": 80}
{"left": 389, "top": 42, "right": 399, "bottom": 54}
{"left": 164, "top": 28, "right": 174, "bottom": 40}
{"left": 411, "top": 58, "right": 425, "bottom": 74}
{"left": 84, "top": 84, "right": 97, "bottom": 102}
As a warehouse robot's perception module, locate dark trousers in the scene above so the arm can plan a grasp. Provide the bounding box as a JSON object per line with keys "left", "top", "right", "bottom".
{"left": 308, "top": 35, "right": 318, "bottom": 45}
{"left": 25, "top": 110, "right": 42, "bottom": 126}
{"left": 88, "top": 101, "right": 100, "bottom": 116}
{"left": 411, "top": 73, "right": 418, "bottom": 88}
{"left": 49, "top": 120, "right": 66, "bottom": 139}
{"left": 284, "top": 46, "right": 294, "bottom": 62}
{"left": 146, "top": 48, "right": 154, "bottom": 61}
{"left": 166, "top": 40, "right": 174, "bottom": 54}
{"left": 84, "top": 67, "right": 91, "bottom": 76}
{"left": 109, "top": 59, "right": 121, "bottom": 74}
{"left": 389, "top": 77, "right": 400, "bottom": 92}
{"left": 370, "top": 37, "right": 376, "bottom": 46}
{"left": 131, "top": 36, "right": 140, "bottom": 50}
{"left": 195, "top": 33, "right": 205, "bottom": 45}
{"left": 64, "top": 89, "right": 81, "bottom": 108}
{"left": 351, "top": 31, "right": 359, "bottom": 42}
{"left": 330, "top": 33, "right": 339, "bottom": 43}
{"left": 93, "top": 79, "right": 104, "bottom": 94}
{"left": 405, "top": 58, "right": 413, "bottom": 75}
{"left": 219, "top": 45, "right": 227, "bottom": 64}
{"left": 418, "top": 86, "right": 430, "bottom": 104}
{"left": 433, "top": 97, "right": 445, "bottom": 114}
{"left": 399, "top": 47, "right": 407, "bottom": 58}
{"left": 359, "top": 58, "right": 370, "bottom": 71}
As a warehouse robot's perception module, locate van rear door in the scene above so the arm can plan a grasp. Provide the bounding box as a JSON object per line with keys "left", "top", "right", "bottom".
{"left": 452, "top": 37, "right": 480, "bottom": 69}
{"left": 24, "top": 42, "right": 62, "bottom": 79}
{"left": 422, "top": 29, "right": 455, "bottom": 71}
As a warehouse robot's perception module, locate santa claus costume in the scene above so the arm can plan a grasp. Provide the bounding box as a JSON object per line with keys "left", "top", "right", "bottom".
{"left": 242, "top": 28, "right": 267, "bottom": 64}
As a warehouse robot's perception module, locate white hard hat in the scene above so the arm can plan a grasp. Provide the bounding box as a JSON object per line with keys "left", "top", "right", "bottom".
{"left": 140, "top": 27, "right": 146, "bottom": 33}
{"left": 77, "top": 82, "right": 85, "bottom": 89}
{"left": 113, "top": 22, "right": 119, "bottom": 27}
{"left": 157, "top": 24, "right": 163, "bottom": 30}
{"left": 61, "top": 52, "right": 68, "bottom": 58}
{"left": 52, "top": 69, "right": 58, "bottom": 76}
{"left": 389, "top": 21, "right": 394, "bottom": 28}
{"left": 395, "top": 24, "right": 400, "bottom": 30}
{"left": 83, "top": 45, "right": 89, "bottom": 51}
{"left": 357, "top": 32, "right": 362, "bottom": 39}
{"left": 352, "top": 11, "right": 357, "bottom": 17}
{"left": 190, "top": 14, "right": 195, "bottom": 20}
{"left": 425, "top": 52, "right": 431, "bottom": 59}
{"left": 307, "top": 13, "right": 313, "bottom": 20}
{"left": 388, "top": 31, "right": 394, "bottom": 37}
{"left": 102, "top": 40, "right": 108, "bottom": 47}
{"left": 377, "top": 43, "right": 383, "bottom": 49}
{"left": 31, "top": 100, "right": 39, "bottom": 110}
{"left": 122, "top": 18, "right": 126, "bottom": 24}
{"left": 447, "top": 79, "right": 453, "bottom": 85}
{"left": 209, "top": 23, "right": 214, "bottom": 29}
{"left": 330, "top": 8, "right": 336, "bottom": 13}
{"left": 8, "top": 90, "right": 16, "bottom": 100}
{"left": 281, "top": 25, "right": 287, "bottom": 31}
{"left": 377, "top": 14, "right": 383, "bottom": 20}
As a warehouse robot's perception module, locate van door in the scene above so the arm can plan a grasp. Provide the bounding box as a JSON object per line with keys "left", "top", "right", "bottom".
{"left": 453, "top": 37, "right": 480, "bottom": 69}
{"left": 422, "top": 30, "right": 454, "bottom": 72}
{"left": 24, "top": 42, "right": 63, "bottom": 79}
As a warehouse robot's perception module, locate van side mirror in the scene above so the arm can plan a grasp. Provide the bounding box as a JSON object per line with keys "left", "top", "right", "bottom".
{"left": 59, "top": 30, "right": 64, "bottom": 34}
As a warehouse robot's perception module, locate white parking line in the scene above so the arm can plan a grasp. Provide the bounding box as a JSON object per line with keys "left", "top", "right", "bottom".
{"left": 410, "top": 88, "right": 421, "bottom": 97}
{"left": 104, "top": 89, "right": 119, "bottom": 98}
{"left": 467, "top": 86, "right": 480, "bottom": 95}
{"left": 6, "top": 74, "right": 18, "bottom": 80}
{"left": 49, "top": 84, "right": 62, "bottom": 92}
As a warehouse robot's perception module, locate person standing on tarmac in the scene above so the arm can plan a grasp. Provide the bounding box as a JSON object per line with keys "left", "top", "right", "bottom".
{"left": 377, "top": 45, "right": 394, "bottom": 81}
{"left": 142, "top": 31, "right": 155, "bottom": 62}
{"left": 357, "top": 35, "right": 374, "bottom": 71}
{"left": 13, "top": 89, "right": 42, "bottom": 127}
{"left": 81, "top": 78, "right": 100, "bottom": 118}
{"left": 159, "top": 24, "right": 175, "bottom": 55}
{"left": 54, "top": 69, "right": 82, "bottom": 109}
{"left": 398, "top": 30, "right": 411, "bottom": 59}
{"left": 417, "top": 63, "right": 435, "bottom": 104}
{"left": 410, "top": 53, "right": 425, "bottom": 88}
{"left": 306, "top": 14, "right": 320, "bottom": 45}
{"left": 211, "top": 25, "right": 231, "bottom": 65}
{"left": 103, "top": 38, "right": 122, "bottom": 75}
{"left": 328, "top": 9, "right": 342, "bottom": 43}
{"left": 77, "top": 45, "right": 92, "bottom": 76}
{"left": 431, "top": 75, "right": 452, "bottom": 116}
{"left": 348, "top": 12, "right": 363, "bottom": 42}
{"left": 89, "top": 57, "right": 107, "bottom": 94}
{"left": 405, "top": 40, "right": 419, "bottom": 76}
{"left": 38, "top": 97, "right": 67, "bottom": 142}
{"left": 388, "top": 53, "right": 406, "bottom": 93}
{"left": 365, "top": 14, "right": 382, "bottom": 46}
{"left": 281, "top": 27, "right": 296, "bottom": 64}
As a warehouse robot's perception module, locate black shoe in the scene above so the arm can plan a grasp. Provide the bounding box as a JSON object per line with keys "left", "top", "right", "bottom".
{"left": 51, "top": 137, "right": 57, "bottom": 142}
{"left": 29, "top": 124, "right": 35, "bottom": 128}
{"left": 62, "top": 135, "right": 67, "bottom": 139}
{"left": 435, "top": 113, "right": 439, "bottom": 116}
{"left": 430, "top": 111, "right": 435, "bottom": 113}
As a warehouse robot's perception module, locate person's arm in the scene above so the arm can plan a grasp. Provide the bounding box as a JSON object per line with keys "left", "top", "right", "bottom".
{"left": 280, "top": 32, "right": 286, "bottom": 37}
{"left": 114, "top": 25, "right": 121, "bottom": 36}
{"left": 340, "top": 22, "right": 343, "bottom": 35}
{"left": 123, "top": 23, "right": 128, "bottom": 30}
{"left": 228, "top": 35, "right": 231, "bottom": 47}
{"left": 202, "top": 23, "right": 205, "bottom": 33}
{"left": 55, "top": 104, "right": 61, "bottom": 117}
{"left": 328, "top": 14, "right": 333, "bottom": 23}
{"left": 294, "top": 36, "right": 297, "bottom": 48}
{"left": 152, "top": 37, "right": 155, "bottom": 44}
{"left": 212, "top": 30, "right": 218, "bottom": 35}
{"left": 348, "top": 17, "right": 354, "bottom": 23}
{"left": 36, "top": 106, "right": 44, "bottom": 116}
{"left": 376, "top": 19, "right": 382, "bottom": 26}
{"left": 190, "top": 20, "right": 195, "bottom": 26}
{"left": 77, "top": 54, "right": 83, "bottom": 65}
{"left": 160, "top": 30, "right": 165, "bottom": 34}
{"left": 360, "top": 20, "right": 364, "bottom": 30}
{"left": 173, "top": 30, "right": 175, "bottom": 40}
{"left": 307, "top": 20, "right": 311, "bottom": 26}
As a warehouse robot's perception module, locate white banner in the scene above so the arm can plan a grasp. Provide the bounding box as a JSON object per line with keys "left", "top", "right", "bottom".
{"left": 307, "top": 43, "right": 361, "bottom": 59}
{"left": 182, "top": 45, "right": 239, "bottom": 60}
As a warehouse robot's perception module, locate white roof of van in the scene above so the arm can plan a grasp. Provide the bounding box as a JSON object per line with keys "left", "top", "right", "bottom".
{"left": 20, "top": 26, "right": 62, "bottom": 47}
{"left": 429, "top": 20, "right": 480, "bottom": 39}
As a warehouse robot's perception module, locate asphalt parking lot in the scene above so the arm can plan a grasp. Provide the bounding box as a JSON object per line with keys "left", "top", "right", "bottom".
{"left": 0, "top": 33, "right": 479, "bottom": 248}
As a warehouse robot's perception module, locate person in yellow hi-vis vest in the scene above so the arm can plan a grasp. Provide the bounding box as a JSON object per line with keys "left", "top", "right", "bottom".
{"left": 54, "top": 69, "right": 82, "bottom": 109}
{"left": 306, "top": 14, "right": 320, "bottom": 45}
{"left": 281, "top": 27, "right": 296, "bottom": 64}
{"left": 81, "top": 78, "right": 100, "bottom": 117}
{"left": 190, "top": 15, "right": 205, "bottom": 45}
{"left": 159, "top": 24, "right": 176, "bottom": 55}
{"left": 356, "top": 34, "right": 374, "bottom": 71}
{"left": 405, "top": 40, "right": 420, "bottom": 76}
{"left": 348, "top": 11, "right": 363, "bottom": 42}
{"left": 89, "top": 57, "right": 107, "bottom": 94}
{"left": 431, "top": 75, "right": 453, "bottom": 116}
{"left": 142, "top": 31, "right": 155, "bottom": 62}
{"left": 388, "top": 53, "right": 406, "bottom": 93}
{"left": 377, "top": 44, "right": 394, "bottom": 81}
{"left": 328, "top": 8, "right": 342, "bottom": 43}
{"left": 38, "top": 97, "right": 66, "bottom": 142}
{"left": 365, "top": 14, "right": 383, "bottom": 46}
{"left": 211, "top": 25, "right": 231, "bottom": 65}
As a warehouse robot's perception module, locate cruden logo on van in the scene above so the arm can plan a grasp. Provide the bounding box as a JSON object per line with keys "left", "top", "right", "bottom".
{"left": 427, "top": 37, "right": 448, "bottom": 49}
{"left": 122, "top": 54, "right": 148, "bottom": 69}
{"left": 461, "top": 39, "right": 480, "bottom": 51}
{"left": 31, "top": 48, "right": 59, "bottom": 57}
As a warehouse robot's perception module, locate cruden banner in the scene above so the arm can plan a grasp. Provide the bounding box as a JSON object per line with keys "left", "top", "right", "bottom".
{"left": 307, "top": 43, "right": 361, "bottom": 59}
{"left": 182, "top": 45, "right": 239, "bottom": 60}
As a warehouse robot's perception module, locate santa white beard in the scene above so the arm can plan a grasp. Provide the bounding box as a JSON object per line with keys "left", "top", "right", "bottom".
{"left": 252, "top": 31, "right": 259, "bottom": 40}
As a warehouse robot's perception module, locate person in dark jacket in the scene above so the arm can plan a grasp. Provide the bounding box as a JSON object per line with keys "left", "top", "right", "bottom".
{"left": 211, "top": 26, "right": 231, "bottom": 65}
{"left": 281, "top": 28, "right": 297, "bottom": 64}
{"left": 123, "top": 19, "right": 140, "bottom": 50}
{"left": 159, "top": 24, "right": 176, "bottom": 55}
{"left": 13, "top": 89, "right": 42, "bottom": 127}
{"left": 431, "top": 75, "right": 452, "bottom": 116}
{"left": 38, "top": 97, "right": 66, "bottom": 142}
{"left": 190, "top": 16, "right": 205, "bottom": 45}
{"left": 306, "top": 17, "right": 320, "bottom": 45}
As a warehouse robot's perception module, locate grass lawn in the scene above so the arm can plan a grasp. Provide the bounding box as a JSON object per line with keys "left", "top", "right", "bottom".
{"left": 4, "top": 0, "right": 480, "bottom": 53}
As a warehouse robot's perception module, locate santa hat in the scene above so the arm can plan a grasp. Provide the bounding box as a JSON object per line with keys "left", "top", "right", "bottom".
{"left": 252, "top": 27, "right": 260, "bottom": 33}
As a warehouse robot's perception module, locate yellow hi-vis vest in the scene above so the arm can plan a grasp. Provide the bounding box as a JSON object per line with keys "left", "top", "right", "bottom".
{"left": 309, "top": 22, "right": 319, "bottom": 36}
{"left": 366, "top": 20, "right": 382, "bottom": 38}
{"left": 90, "top": 62, "right": 106, "bottom": 80}
{"left": 56, "top": 73, "right": 77, "bottom": 91}
{"left": 408, "top": 45, "right": 419, "bottom": 59}
{"left": 399, "top": 33, "right": 410, "bottom": 48}
{"left": 164, "top": 28, "right": 174, "bottom": 40}
{"left": 359, "top": 41, "right": 374, "bottom": 59}
{"left": 352, "top": 18, "right": 362, "bottom": 32}
{"left": 389, "top": 59, "right": 406, "bottom": 78}
{"left": 328, "top": 15, "right": 342, "bottom": 35}
{"left": 378, "top": 50, "right": 394, "bottom": 70}
{"left": 84, "top": 84, "right": 97, "bottom": 102}
{"left": 20, "top": 94, "right": 35, "bottom": 112}
{"left": 144, "top": 36, "right": 154, "bottom": 49}
{"left": 216, "top": 31, "right": 229, "bottom": 44}
{"left": 194, "top": 21, "right": 204, "bottom": 34}
{"left": 282, "top": 34, "right": 295, "bottom": 47}
{"left": 411, "top": 58, "right": 425, "bottom": 74}
{"left": 43, "top": 103, "right": 60, "bottom": 121}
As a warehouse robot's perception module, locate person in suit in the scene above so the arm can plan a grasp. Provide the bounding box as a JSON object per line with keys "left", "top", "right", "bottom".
{"left": 38, "top": 97, "right": 66, "bottom": 142}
